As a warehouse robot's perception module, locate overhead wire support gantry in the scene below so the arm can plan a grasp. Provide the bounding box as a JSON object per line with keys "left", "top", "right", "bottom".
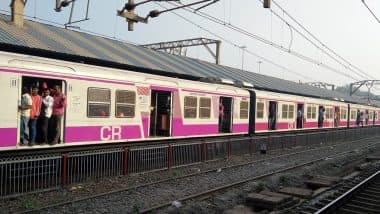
{"left": 350, "top": 80, "right": 380, "bottom": 103}
{"left": 305, "top": 82, "right": 335, "bottom": 91}
{"left": 142, "top": 38, "right": 221, "bottom": 64}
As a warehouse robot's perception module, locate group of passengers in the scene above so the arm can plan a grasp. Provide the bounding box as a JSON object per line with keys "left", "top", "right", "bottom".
{"left": 356, "top": 109, "right": 371, "bottom": 127}
{"left": 19, "top": 84, "right": 66, "bottom": 146}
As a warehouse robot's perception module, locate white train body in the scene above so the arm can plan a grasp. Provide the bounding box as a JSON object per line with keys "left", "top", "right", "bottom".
{"left": 0, "top": 51, "right": 379, "bottom": 151}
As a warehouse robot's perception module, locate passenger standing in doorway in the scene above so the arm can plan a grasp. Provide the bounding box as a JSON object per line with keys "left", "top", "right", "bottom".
{"left": 19, "top": 87, "right": 32, "bottom": 145}
{"left": 29, "top": 86, "right": 42, "bottom": 145}
{"left": 334, "top": 110, "right": 340, "bottom": 127}
{"left": 318, "top": 107, "right": 325, "bottom": 128}
{"left": 219, "top": 102, "right": 224, "bottom": 132}
{"left": 356, "top": 110, "right": 361, "bottom": 126}
{"left": 365, "top": 110, "right": 369, "bottom": 125}
{"left": 297, "top": 109, "right": 303, "bottom": 128}
{"left": 40, "top": 88, "right": 54, "bottom": 144}
{"left": 50, "top": 85, "right": 67, "bottom": 144}
{"left": 359, "top": 111, "right": 364, "bottom": 127}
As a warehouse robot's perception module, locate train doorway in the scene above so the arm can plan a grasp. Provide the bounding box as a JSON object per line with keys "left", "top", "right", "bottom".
{"left": 219, "top": 97, "right": 233, "bottom": 133}
{"left": 149, "top": 90, "right": 172, "bottom": 137}
{"left": 297, "top": 104, "right": 304, "bottom": 129}
{"left": 268, "top": 101, "right": 277, "bottom": 130}
{"left": 334, "top": 107, "right": 340, "bottom": 127}
{"left": 318, "top": 105, "right": 324, "bottom": 128}
{"left": 19, "top": 76, "right": 66, "bottom": 145}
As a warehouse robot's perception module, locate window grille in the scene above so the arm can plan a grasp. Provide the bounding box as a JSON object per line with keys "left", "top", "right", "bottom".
{"left": 88, "top": 88, "right": 111, "bottom": 118}
{"left": 184, "top": 96, "right": 197, "bottom": 118}
{"left": 116, "top": 90, "right": 136, "bottom": 118}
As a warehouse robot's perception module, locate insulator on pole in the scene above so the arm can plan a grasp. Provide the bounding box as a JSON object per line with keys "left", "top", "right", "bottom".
{"left": 263, "top": 0, "right": 271, "bottom": 8}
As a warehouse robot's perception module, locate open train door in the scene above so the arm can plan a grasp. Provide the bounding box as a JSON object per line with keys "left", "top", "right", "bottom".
{"left": 268, "top": 101, "right": 277, "bottom": 130}
{"left": 334, "top": 107, "right": 340, "bottom": 127}
{"left": 219, "top": 97, "right": 233, "bottom": 133}
{"left": 297, "top": 104, "right": 304, "bottom": 129}
{"left": 149, "top": 90, "right": 172, "bottom": 137}
{"left": 19, "top": 76, "right": 66, "bottom": 145}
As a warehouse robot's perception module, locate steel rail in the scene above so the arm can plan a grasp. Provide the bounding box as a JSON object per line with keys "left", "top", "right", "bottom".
{"left": 315, "top": 170, "right": 380, "bottom": 214}
{"left": 18, "top": 137, "right": 380, "bottom": 214}
{"left": 139, "top": 142, "right": 380, "bottom": 213}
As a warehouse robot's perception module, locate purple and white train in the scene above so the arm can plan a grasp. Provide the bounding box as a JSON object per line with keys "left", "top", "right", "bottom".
{"left": 0, "top": 51, "right": 379, "bottom": 151}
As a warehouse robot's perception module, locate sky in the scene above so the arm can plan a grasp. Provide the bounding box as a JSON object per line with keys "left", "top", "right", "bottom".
{"left": 1, "top": 0, "right": 380, "bottom": 94}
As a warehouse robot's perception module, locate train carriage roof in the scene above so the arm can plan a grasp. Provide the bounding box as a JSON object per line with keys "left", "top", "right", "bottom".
{"left": 0, "top": 13, "right": 378, "bottom": 107}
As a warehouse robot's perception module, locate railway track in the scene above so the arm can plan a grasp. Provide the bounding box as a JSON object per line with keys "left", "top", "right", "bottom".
{"left": 311, "top": 169, "right": 380, "bottom": 214}
{"left": 18, "top": 137, "right": 380, "bottom": 214}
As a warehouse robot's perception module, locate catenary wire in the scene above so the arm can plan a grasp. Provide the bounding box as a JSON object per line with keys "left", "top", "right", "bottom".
{"left": 166, "top": 1, "right": 359, "bottom": 81}
{"left": 271, "top": 0, "right": 376, "bottom": 80}
{"left": 260, "top": 0, "right": 370, "bottom": 80}
{"left": 155, "top": 2, "right": 316, "bottom": 81}
{"left": 361, "top": 0, "right": 380, "bottom": 24}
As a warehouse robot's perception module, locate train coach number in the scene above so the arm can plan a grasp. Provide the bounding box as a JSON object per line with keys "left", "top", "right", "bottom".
{"left": 101, "top": 126, "right": 122, "bottom": 141}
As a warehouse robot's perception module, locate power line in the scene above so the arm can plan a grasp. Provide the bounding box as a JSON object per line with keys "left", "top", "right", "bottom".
{"left": 361, "top": 0, "right": 380, "bottom": 24}
{"left": 166, "top": 1, "right": 358, "bottom": 81}
{"left": 155, "top": 2, "right": 316, "bottom": 82}
{"left": 271, "top": 0, "right": 376, "bottom": 80}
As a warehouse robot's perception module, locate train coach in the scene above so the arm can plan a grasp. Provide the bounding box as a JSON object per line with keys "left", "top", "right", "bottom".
{"left": 0, "top": 51, "right": 379, "bottom": 151}
{"left": 0, "top": 51, "right": 251, "bottom": 151}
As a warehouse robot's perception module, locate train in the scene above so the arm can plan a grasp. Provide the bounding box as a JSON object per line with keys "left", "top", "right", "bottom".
{"left": 0, "top": 50, "right": 379, "bottom": 151}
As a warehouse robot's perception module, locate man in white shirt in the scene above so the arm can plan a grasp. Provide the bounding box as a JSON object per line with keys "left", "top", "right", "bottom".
{"left": 19, "top": 87, "right": 32, "bottom": 145}
{"left": 40, "top": 88, "right": 54, "bottom": 144}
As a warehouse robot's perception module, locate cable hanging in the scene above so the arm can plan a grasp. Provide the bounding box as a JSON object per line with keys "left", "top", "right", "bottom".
{"left": 166, "top": 1, "right": 358, "bottom": 81}
{"left": 155, "top": 2, "right": 316, "bottom": 81}
{"left": 270, "top": 0, "right": 376, "bottom": 80}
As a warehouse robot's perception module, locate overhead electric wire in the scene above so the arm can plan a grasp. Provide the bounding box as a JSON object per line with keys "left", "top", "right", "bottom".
{"left": 261, "top": 0, "right": 370, "bottom": 81}
{"left": 361, "top": 0, "right": 380, "bottom": 24}
{"left": 271, "top": 0, "right": 376, "bottom": 80}
{"left": 154, "top": 3, "right": 316, "bottom": 81}
{"left": 166, "top": 1, "right": 358, "bottom": 81}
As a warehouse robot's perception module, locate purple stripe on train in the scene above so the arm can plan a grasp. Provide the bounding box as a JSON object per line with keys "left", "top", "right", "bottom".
{"left": 172, "top": 118, "right": 247, "bottom": 136}
{"left": 0, "top": 128, "right": 17, "bottom": 147}
{"left": 65, "top": 125, "right": 141, "bottom": 143}
{"left": 172, "top": 118, "right": 218, "bottom": 136}
{"left": 232, "top": 124, "right": 249, "bottom": 133}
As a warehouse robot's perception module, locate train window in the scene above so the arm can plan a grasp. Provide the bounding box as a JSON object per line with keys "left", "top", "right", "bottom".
{"left": 115, "top": 90, "right": 136, "bottom": 118}
{"left": 184, "top": 96, "right": 197, "bottom": 118}
{"left": 240, "top": 101, "right": 249, "bottom": 119}
{"left": 350, "top": 110, "right": 356, "bottom": 120}
{"left": 256, "top": 102, "right": 264, "bottom": 119}
{"left": 325, "top": 108, "right": 333, "bottom": 119}
{"left": 282, "top": 104, "right": 288, "bottom": 119}
{"left": 199, "top": 97, "right": 211, "bottom": 119}
{"left": 340, "top": 109, "right": 347, "bottom": 119}
{"left": 288, "top": 105, "right": 294, "bottom": 119}
{"left": 307, "top": 106, "right": 316, "bottom": 119}
{"left": 87, "top": 87, "right": 111, "bottom": 118}
{"left": 282, "top": 104, "right": 294, "bottom": 119}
